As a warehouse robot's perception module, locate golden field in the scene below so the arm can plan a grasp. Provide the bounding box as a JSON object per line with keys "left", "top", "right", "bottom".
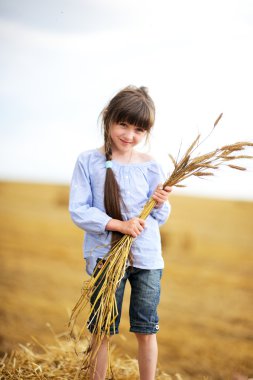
{"left": 0, "top": 181, "right": 253, "bottom": 379}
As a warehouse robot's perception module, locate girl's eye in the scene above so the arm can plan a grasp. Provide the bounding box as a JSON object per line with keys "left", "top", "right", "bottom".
{"left": 136, "top": 128, "right": 145, "bottom": 133}
{"left": 119, "top": 122, "right": 127, "bottom": 127}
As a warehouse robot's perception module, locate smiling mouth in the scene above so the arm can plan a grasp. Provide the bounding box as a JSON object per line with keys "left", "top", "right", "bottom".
{"left": 120, "top": 139, "right": 132, "bottom": 144}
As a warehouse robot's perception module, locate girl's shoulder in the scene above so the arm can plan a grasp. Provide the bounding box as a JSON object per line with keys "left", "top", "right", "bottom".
{"left": 135, "top": 152, "right": 166, "bottom": 176}
{"left": 133, "top": 152, "right": 163, "bottom": 171}
{"left": 134, "top": 151, "right": 155, "bottom": 163}
{"left": 75, "top": 149, "right": 105, "bottom": 171}
{"left": 77, "top": 148, "right": 103, "bottom": 161}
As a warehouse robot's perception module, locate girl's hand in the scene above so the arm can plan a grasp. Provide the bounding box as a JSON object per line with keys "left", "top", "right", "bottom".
{"left": 120, "top": 218, "right": 145, "bottom": 238}
{"left": 106, "top": 217, "right": 145, "bottom": 238}
{"left": 152, "top": 184, "right": 172, "bottom": 208}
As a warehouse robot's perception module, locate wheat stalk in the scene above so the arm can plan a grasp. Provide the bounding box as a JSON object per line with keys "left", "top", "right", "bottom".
{"left": 69, "top": 113, "right": 253, "bottom": 378}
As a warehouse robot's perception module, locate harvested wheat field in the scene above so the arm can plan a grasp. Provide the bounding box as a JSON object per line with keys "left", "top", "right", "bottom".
{"left": 0, "top": 181, "right": 253, "bottom": 379}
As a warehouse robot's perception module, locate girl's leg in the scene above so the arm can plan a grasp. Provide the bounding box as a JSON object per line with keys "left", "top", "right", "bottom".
{"left": 129, "top": 269, "right": 162, "bottom": 379}
{"left": 89, "top": 264, "right": 128, "bottom": 379}
{"left": 89, "top": 336, "right": 109, "bottom": 380}
{"left": 135, "top": 333, "right": 158, "bottom": 380}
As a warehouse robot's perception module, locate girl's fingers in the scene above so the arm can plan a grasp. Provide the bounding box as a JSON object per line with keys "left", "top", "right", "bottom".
{"left": 156, "top": 185, "right": 172, "bottom": 193}
{"left": 127, "top": 218, "right": 145, "bottom": 237}
{"left": 164, "top": 186, "right": 173, "bottom": 192}
{"left": 135, "top": 223, "right": 144, "bottom": 234}
{"left": 154, "top": 192, "right": 167, "bottom": 201}
{"left": 153, "top": 185, "right": 173, "bottom": 206}
{"left": 154, "top": 187, "right": 172, "bottom": 199}
{"left": 138, "top": 218, "right": 145, "bottom": 227}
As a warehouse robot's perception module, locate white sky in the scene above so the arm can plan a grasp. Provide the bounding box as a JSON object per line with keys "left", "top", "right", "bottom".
{"left": 0, "top": 0, "right": 253, "bottom": 200}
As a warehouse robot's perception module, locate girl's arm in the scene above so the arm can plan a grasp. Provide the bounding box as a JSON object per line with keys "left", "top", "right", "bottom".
{"left": 69, "top": 155, "right": 112, "bottom": 234}
{"left": 148, "top": 163, "right": 172, "bottom": 225}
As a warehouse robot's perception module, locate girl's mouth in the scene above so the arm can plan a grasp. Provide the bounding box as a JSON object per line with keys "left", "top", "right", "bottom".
{"left": 120, "top": 139, "right": 132, "bottom": 144}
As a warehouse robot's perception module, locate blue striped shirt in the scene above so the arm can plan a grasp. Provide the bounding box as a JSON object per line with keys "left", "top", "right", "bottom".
{"left": 69, "top": 149, "right": 171, "bottom": 275}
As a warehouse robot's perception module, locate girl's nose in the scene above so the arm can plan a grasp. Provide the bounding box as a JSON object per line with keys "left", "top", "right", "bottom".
{"left": 123, "top": 130, "right": 134, "bottom": 141}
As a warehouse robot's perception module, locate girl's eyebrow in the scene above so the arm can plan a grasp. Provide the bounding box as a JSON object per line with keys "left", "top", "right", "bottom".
{"left": 119, "top": 121, "right": 145, "bottom": 130}
{"left": 135, "top": 126, "right": 145, "bottom": 130}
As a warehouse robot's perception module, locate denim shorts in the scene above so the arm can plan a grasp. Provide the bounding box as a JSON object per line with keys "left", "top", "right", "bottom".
{"left": 88, "top": 259, "right": 162, "bottom": 335}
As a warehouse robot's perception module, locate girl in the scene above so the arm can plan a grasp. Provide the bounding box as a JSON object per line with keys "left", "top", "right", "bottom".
{"left": 69, "top": 85, "right": 172, "bottom": 380}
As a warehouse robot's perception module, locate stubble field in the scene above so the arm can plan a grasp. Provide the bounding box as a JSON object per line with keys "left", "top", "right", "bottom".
{"left": 0, "top": 181, "right": 253, "bottom": 379}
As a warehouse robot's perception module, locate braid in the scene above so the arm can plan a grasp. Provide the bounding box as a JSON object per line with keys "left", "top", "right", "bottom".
{"left": 104, "top": 133, "right": 124, "bottom": 244}
{"left": 104, "top": 130, "right": 112, "bottom": 161}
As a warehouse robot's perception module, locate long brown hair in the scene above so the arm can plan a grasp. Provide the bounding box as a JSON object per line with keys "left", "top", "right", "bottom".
{"left": 101, "top": 85, "right": 155, "bottom": 244}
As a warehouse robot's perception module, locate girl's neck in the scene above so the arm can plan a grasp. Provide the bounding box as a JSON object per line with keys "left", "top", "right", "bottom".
{"left": 112, "top": 149, "right": 134, "bottom": 164}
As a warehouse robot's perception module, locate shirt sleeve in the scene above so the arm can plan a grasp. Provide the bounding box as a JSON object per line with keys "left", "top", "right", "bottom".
{"left": 147, "top": 162, "right": 171, "bottom": 226}
{"left": 69, "top": 155, "right": 112, "bottom": 233}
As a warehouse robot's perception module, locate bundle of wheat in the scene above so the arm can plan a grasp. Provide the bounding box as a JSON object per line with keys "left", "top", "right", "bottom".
{"left": 69, "top": 113, "right": 253, "bottom": 378}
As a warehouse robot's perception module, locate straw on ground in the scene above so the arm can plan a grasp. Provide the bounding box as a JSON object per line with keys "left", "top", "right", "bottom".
{"left": 0, "top": 325, "right": 184, "bottom": 380}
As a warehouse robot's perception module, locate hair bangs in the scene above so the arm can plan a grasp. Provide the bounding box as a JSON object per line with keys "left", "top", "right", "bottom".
{"left": 113, "top": 101, "right": 154, "bottom": 131}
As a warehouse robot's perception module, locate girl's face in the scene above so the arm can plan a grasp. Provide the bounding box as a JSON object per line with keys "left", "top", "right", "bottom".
{"left": 109, "top": 122, "right": 147, "bottom": 154}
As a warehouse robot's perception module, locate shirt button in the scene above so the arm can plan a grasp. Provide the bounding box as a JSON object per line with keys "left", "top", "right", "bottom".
{"left": 127, "top": 191, "right": 130, "bottom": 194}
